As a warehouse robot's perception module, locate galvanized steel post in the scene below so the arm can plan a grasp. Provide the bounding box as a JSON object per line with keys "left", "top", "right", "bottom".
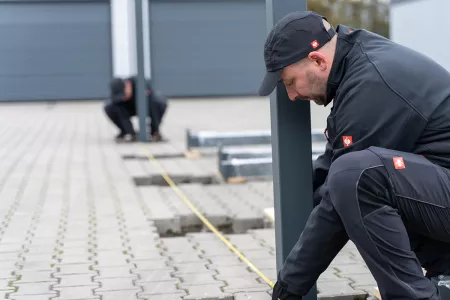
{"left": 266, "top": 0, "right": 317, "bottom": 298}
{"left": 134, "top": 0, "right": 148, "bottom": 142}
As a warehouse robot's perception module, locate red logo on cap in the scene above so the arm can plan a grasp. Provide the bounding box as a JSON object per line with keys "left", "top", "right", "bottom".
{"left": 311, "top": 40, "right": 319, "bottom": 49}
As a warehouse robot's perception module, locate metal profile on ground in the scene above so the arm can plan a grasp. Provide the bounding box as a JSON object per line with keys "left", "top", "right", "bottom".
{"left": 186, "top": 128, "right": 272, "bottom": 150}
{"left": 218, "top": 142, "right": 326, "bottom": 161}
{"left": 186, "top": 128, "right": 326, "bottom": 151}
{"left": 218, "top": 145, "right": 325, "bottom": 181}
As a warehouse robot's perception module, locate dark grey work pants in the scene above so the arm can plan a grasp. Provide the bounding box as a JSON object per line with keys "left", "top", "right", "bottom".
{"left": 279, "top": 146, "right": 450, "bottom": 300}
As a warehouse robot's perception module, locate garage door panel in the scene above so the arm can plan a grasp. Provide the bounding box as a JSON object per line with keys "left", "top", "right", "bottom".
{"left": 0, "top": 49, "right": 110, "bottom": 75}
{"left": 150, "top": 0, "right": 266, "bottom": 97}
{"left": 1, "top": 26, "right": 110, "bottom": 49}
{"left": 0, "top": 1, "right": 111, "bottom": 101}
{"left": 0, "top": 74, "right": 107, "bottom": 101}
{"left": 0, "top": 2, "right": 108, "bottom": 24}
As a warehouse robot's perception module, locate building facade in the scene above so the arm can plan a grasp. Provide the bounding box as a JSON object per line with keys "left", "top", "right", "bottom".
{"left": 390, "top": 0, "right": 450, "bottom": 72}
{"left": 0, "top": 0, "right": 267, "bottom": 102}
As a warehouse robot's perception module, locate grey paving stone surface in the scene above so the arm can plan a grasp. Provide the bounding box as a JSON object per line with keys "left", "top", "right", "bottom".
{"left": 0, "top": 100, "right": 374, "bottom": 300}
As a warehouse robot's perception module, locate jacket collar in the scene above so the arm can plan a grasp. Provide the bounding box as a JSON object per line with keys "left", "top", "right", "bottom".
{"left": 324, "top": 25, "right": 355, "bottom": 106}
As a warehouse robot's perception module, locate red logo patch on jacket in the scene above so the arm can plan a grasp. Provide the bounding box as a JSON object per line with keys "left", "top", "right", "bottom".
{"left": 342, "top": 136, "right": 353, "bottom": 147}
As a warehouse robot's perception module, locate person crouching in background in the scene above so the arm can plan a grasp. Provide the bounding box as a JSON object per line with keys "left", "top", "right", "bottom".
{"left": 104, "top": 76, "right": 168, "bottom": 143}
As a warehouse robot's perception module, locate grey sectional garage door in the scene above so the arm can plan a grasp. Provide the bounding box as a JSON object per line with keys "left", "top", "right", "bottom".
{"left": 149, "top": 0, "right": 267, "bottom": 97}
{"left": 0, "top": 0, "right": 112, "bottom": 101}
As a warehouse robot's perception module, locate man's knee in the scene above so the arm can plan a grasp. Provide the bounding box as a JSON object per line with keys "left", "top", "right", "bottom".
{"left": 327, "top": 150, "right": 391, "bottom": 219}
{"left": 104, "top": 103, "right": 115, "bottom": 115}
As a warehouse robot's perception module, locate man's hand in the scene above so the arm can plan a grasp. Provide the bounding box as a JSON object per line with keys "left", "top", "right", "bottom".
{"left": 272, "top": 281, "right": 302, "bottom": 300}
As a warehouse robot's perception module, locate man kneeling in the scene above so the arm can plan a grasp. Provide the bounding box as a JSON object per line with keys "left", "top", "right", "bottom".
{"left": 104, "top": 76, "right": 168, "bottom": 143}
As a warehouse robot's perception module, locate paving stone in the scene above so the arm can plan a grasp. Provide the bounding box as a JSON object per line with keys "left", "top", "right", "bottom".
{"left": 334, "top": 264, "right": 370, "bottom": 275}
{"left": 167, "top": 252, "right": 205, "bottom": 264}
{"left": 345, "top": 274, "right": 376, "bottom": 286}
{"left": 176, "top": 271, "right": 219, "bottom": 286}
{"left": 173, "top": 263, "right": 210, "bottom": 275}
{"left": 0, "top": 252, "right": 21, "bottom": 261}
{"left": 0, "top": 279, "right": 14, "bottom": 291}
{"left": 55, "top": 263, "right": 95, "bottom": 275}
{"left": 234, "top": 291, "right": 271, "bottom": 300}
{"left": 133, "top": 260, "right": 169, "bottom": 270}
{"left": 95, "top": 278, "right": 138, "bottom": 292}
{"left": 318, "top": 271, "right": 342, "bottom": 282}
{"left": 139, "top": 293, "right": 185, "bottom": 300}
{"left": 317, "top": 280, "right": 367, "bottom": 299}
{"left": 207, "top": 256, "right": 244, "bottom": 267}
{"left": 14, "top": 271, "right": 55, "bottom": 283}
{"left": 247, "top": 259, "right": 275, "bottom": 271}
{"left": 133, "top": 269, "right": 174, "bottom": 282}
{"left": 14, "top": 282, "right": 56, "bottom": 295}
{"left": 350, "top": 284, "right": 377, "bottom": 295}
{"left": 129, "top": 248, "right": 164, "bottom": 260}
{"left": 60, "top": 240, "right": 88, "bottom": 249}
{"left": 212, "top": 265, "right": 255, "bottom": 278}
{"left": 160, "top": 237, "right": 194, "bottom": 252}
{"left": 53, "top": 285, "right": 99, "bottom": 300}
{"left": 225, "top": 235, "right": 264, "bottom": 251}
{"left": 239, "top": 250, "right": 274, "bottom": 260}
{"left": 93, "top": 250, "right": 129, "bottom": 267}
{"left": 329, "top": 255, "right": 360, "bottom": 266}
{"left": 59, "top": 248, "right": 89, "bottom": 256}
{"left": 182, "top": 284, "right": 231, "bottom": 300}
{"left": 0, "top": 269, "right": 16, "bottom": 279}
{"left": 95, "top": 266, "right": 137, "bottom": 279}
{"left": 0, "top": 261, "right": 18, "bottom": 270}
{"left": 58, "top": 255, "right": 91, "bottom": 265}
{"left": 96, "top": 290, "right": 141, "bottom": 300}
{"left": 54, "top": 274, "right": 98, "bottom": 287}
{"left": 9, "top": 295, "right": 56, "bottom": 300}
{"left": 232, "top": 215, "right": 264, "bottom": 234}
{"left": 139, "top": 280, "right": 182, "bottom": 295}
{"left": 19, "top": 261, "right": 53, "bottom": 272}
{"left": 0, "top": 244, "right": 24, "bottom": 253}
{"left": 200, "top": 243, "right": 234, "bottom": 257}
{"left": 221, "top": 276, "right": 269, "bottom": 293}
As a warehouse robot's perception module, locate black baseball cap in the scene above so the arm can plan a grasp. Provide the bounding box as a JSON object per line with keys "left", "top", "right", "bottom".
{"left": 258, "top": 11, "right": 336, "bottom": 96}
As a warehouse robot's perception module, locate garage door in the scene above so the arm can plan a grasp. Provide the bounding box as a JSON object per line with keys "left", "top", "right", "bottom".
{"left": 0, "top": 0, "right": 112, "bottom": 101}
{"left": 149, "top": 0, "right": 267, "bottom": 97}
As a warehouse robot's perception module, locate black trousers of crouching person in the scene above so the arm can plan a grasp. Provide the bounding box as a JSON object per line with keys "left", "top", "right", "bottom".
{"left": 276, "top": 146, "right": 450, "bottom": 300}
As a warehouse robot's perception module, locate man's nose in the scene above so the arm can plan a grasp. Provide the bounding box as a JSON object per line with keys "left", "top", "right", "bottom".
{"left": 286, "top": 89, "right": 297, "bottom": 101}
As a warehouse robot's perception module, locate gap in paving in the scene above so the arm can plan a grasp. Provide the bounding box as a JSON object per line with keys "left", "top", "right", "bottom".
{"left": 159, "top": 223, "right": 235, "bottom": 238}
{"left": 133, "top": 174, "right": 220, "bottom": 187}
{"left": 122, "top": 153, "right": 186, "bottom": 160}
{"left": 122, "top": 152, "right": 217, "bottom": 160}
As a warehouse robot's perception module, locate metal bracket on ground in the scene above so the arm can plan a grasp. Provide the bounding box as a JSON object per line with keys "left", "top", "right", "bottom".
{"left": 186, "top": 128, "right": 272, "bottom": 150}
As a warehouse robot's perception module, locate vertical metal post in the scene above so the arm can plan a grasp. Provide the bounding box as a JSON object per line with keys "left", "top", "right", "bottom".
{"left": 134, "top": 0, "right": 148, "bottom": 142}
{"left": 267, "top": 0, "right": 316, "bottom": 299}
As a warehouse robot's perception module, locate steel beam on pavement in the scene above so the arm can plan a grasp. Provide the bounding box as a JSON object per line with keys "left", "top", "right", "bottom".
{"left": 219, "top": 157, "right": 273, "bottom": 180}
{"left": 186, "top": 129, "right": 272, "bottom": 150}
{"left": 186, "top": 128, "right": 326, "bottom": 150}
{"left": 266, "top": 0, "right": 317, "bottom": 298}
{"left": 218, "top": 141, "right": 326, "bottom": 161}
{"left": 219, "top": 155, "right": 320, "bottom": 180}
{"left": 134, "top": 0, "right": 148, "bottom": 142}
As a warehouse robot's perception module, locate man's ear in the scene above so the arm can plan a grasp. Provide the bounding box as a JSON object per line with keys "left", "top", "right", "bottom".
{"left": 308, "top": 51, "right": 327, "bottom": 70}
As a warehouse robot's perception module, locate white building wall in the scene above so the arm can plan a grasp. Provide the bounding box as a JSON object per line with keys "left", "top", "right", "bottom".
{"left": 111, "top": 0, "right": 151, "bottom": 78}
{"left": 390, "top": 0, "right": 450, "bottom": 71}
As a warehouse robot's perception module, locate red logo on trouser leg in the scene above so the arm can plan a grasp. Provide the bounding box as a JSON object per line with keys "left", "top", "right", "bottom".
{"left": 393, "top": 157, "right": 405, "bottom": 169}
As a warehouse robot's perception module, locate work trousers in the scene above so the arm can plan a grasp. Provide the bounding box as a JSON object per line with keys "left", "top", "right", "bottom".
{"left": 104, "top": 102, "right": 135, "bottom": 135}
{"left": 279, "top": 146, "right": 450, "bottom": 300}
{"left": 104, "top": 101, "right": 167, "bottom": 135}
